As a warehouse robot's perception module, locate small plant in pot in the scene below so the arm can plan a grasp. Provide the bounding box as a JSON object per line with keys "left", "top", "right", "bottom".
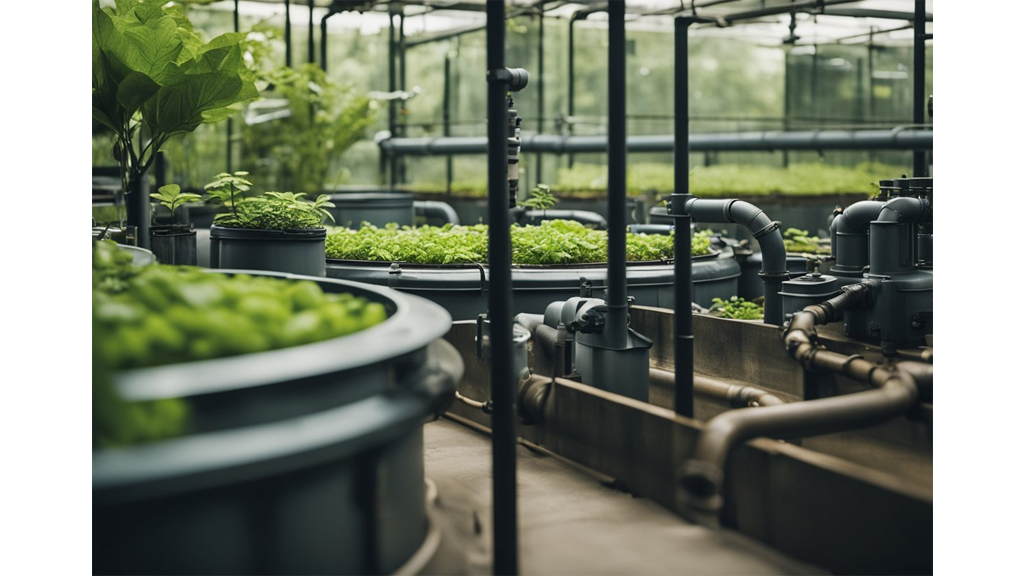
{"left": 149, "top": 185, "right": 201, "bottom": 265}
{"left": 208, "top": 172, "right": 336, "bottom": 276}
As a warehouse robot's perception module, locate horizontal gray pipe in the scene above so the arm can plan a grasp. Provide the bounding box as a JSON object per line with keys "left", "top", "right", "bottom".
{"left": 414, "top": 200, "right": 460, "bottom": 225}
{"left": 380, "top": 129, "right": 934, "bottom": 156}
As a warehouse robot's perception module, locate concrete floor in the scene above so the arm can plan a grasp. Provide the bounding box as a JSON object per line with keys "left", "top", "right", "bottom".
{"left": 423, "top": 418, "right": 825, "bottom": 576}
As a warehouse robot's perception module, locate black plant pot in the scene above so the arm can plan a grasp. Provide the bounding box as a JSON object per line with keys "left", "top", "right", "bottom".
{"left": 210, "top": 224, "right": 326, "bottom": 276}
{"left": 151, "top": 224, "right": 198, "bottom": 266}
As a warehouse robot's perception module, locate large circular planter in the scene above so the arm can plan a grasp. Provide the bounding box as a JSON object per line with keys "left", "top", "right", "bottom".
{"left": 329, "top": 192, "right": 415, "bottom": 228}
{"left": 326, "top": 250, "right": 740, "bottom": 320}
{"left": 210, "top": 224, "right": 327, "bottom": 277}
{"left": 93, "top": 272, "right": 461, "bottom": 575}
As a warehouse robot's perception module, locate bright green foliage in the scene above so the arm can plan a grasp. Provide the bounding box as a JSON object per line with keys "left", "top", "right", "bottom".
{"left": 326, "top": 220, "right": 712, "bottom": 265}
{"left": 92, "top": 0, "right": 258, "bottom": 198}
{"left": 242, "top": 64, "right": 377, "bottom": 193}
{"left": 710, "top": 296, "right": 764, "bottom": 320}
{"left": 405, "top": 162, "right": 906, "bottom": 199}
{"left": 551, "top": 162, "right": 908, "bottom": 197}
{"left": 522, "top": 184, "right": 558, "bottom": 212}
{"left": 204, "top": 170, "right": 253, "bottom": 213}
{"left": 215, "top": 191, "right": 336, "bottom": 230}
{"left": 692, "top": 229, "right": 713, "bottom": 257}
{"left": 150, "top": 184, "right": 201, "bottom": 224}
{"left": 783, "top": 227, "right": 828, "bottom": 254}
{"left": 92, "top": 239, "right": 387, "bottom": 447}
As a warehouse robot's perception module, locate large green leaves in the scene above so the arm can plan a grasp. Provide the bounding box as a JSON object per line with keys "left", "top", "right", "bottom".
{"left": 92, "top": 0, "right": 258, "bottom": 185}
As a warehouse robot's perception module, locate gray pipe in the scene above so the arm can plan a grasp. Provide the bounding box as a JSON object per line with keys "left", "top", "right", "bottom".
{"left": 830, "top": 200, "right": 885, "bottom": 276}
{"left": 413, "top": 200, "right": 460, "bottom": 225}
{"left": 680, "top": 368, "right": 919, "bottom": 523}
{"left": 684, "top": 198, "right": 789, "bottom": 325}
{"left": 649, "top": 368, "right": 785, "bottom": 408}
{"left": 876, "top": 196, "right": 928, "bottom": 223}
{"left": 628, "top": 224, "right": 673, "bottom": 235}
{"left": 517, "top": 209, "right": 607, "bottom": 229}
{"left": 379, "top": 129, "right": 934, "bottom": 157}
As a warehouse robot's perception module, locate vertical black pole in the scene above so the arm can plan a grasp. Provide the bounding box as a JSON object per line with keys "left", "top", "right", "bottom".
{"left": 606, "top": 1, "right": 627, "bottom": 347}
{"left": 284, "top": 0, "right": 292, "bottom": 67}
{"left": 867, "top": 27, "right": 876, "bottom": 163}
{"left": 227, "top": 0, "right": 239, "bottom": 173}
{"left": 320, "top": 13, "right": 329, "bottom": 72}
{"left": 487, "top": 2, "right": 518, "bottom": 574}
{"left": 444, "top": 50, "right": 453, "bottom": 196}
{"left": 307, "top": 0, "right": 315, "bottom": 65}
{"left": 387, "top": 11, "right": 397, "bottom": 188}
{"left": 567, "top": 16, "right": 575, "bottom": 168}
{"left": 398, "top": 11, "right": 407, "bottom": 185}
{"left": 913, "top": 0, "right": 927, "bottom": 176}
{"left": 672, "top": 16, "right": 695, "bottom": 418}
{"left": 536, "top": 13, "right": 545, "bottom": 187}
{"left": 782, "top": 47, "right": 790, "bottom": 168}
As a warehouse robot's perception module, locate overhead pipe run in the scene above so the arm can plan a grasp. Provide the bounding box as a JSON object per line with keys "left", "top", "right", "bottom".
{"left": 378, "top": 129, "right": 934, "bottom": 156}
{"left": 683, "top": 198, "right": 790, "bottom": 325}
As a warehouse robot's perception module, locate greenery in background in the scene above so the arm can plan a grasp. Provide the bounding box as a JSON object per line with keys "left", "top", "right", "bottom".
{"left": 92, "top": 239, "right": 387, "bottom": 447}
{"left": 242, "top": 64, "right": 377, "bottom": 193}
{"left": 326, "top": 220, "right": 711, "bottom": 266}
{"left": 710, "top": 296, "right": 764, "bottom": 320}
{"left": 215, "top": 192, "right": 335, "bottom": 230}
{"left": 150, "top": 184, "right": 201, "bottom": 225}
{"left": 522, "top": 184, "right": 558, "bottom": 213}
{"left": 92, "top": 0, "right": 258, "bottom": 203}
{"left": 404, "top": 162, "right": 906, "bottom": 199}
{"left": 783, "top": 227, "right": 828, "bottom": 254}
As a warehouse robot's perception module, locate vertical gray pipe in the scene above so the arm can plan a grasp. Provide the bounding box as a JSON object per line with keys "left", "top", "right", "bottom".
{"left": 672, "top": 16, "right": 695, "bottom": 418}
{"left": 284, "top": 0, "right": 292, "bottom": 67}
{"left": 606, "top": 0, "right": 627, "bottom": 347}
{"left": 307, "top": 0, "right": 314, "bottom": 65}
{"left": 486, "top": 3, "right": 518, "bottom": 574}
{"left": 567, "top": 14, "right": 576, "bottom": 168}
{"left": 536, "top": 13, "right": 545, "bottom": 188}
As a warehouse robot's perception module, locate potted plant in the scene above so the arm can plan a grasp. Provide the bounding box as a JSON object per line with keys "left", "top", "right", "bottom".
{"left": 92, "top": 0, "right": 257, "bottom": 247}
{"left": 148, "top": 184, "right": 201, "bottom": 264}
{"left": 208, "top": 172, "right": 336, "bottom": 276}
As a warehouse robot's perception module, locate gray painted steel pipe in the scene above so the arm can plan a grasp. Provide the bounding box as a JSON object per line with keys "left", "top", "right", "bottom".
{"left": 378, "top": 130, "right": 934, "bottom": 156}
{"left": 684, "top": 198, "right": 789, "bottom": 325}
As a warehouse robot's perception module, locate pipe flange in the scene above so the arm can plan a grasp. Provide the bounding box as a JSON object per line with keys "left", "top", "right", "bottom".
{"left": 751, "top": 219, "right": 781, "bottom": 240}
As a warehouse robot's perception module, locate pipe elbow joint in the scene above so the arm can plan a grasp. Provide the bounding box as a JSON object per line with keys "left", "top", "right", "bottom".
{"left": 876, "top": 196, "right": 928, "bottom": 224}
{"left": 836, "top": 200, "right": 885, "bottom": 234}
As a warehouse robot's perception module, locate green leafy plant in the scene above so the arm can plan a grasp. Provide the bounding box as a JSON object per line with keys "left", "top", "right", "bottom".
{"left": 204, "top": 171, "right": 253, "bottom": 215}
{"left": 710, "top": 296, "right": 764, "bottom": 320}
{"left": 522, "top": 184, "right": 558, "bottom": 215}
{"left": 92, "top": 0, "right": 259, "bottom": 206}
{"left": 92, "top": 239, "right": 387, "bottom": 447}
{"left": 242, "top": 64, "right": 377, "bottom": 193}
{"left": 215, "top": 191, "right": 336, "bottom": 230}
{"left": 150, "top": 184, "right": 201, "bottom": 225}
{"left": 782, "top": 227, "right": 828, "bottom": 254}
{"left": 326, "top": 220, "right": 710, "bottom": 266}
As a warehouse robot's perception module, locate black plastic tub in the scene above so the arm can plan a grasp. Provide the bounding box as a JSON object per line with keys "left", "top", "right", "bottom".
{"left": 150, "top": 225, "right": 197, "bottom": 265}
{"left": 210, "top": 224, "right": 327, "bottom": 277}
{"left": 93, "top": 272, "right": 461, "bottom": 575}
{"left": 328, "top": 192, "right": 416, "bottom": 228}
{"left": 326, "top": 249, "right": 740, "bottom": 320}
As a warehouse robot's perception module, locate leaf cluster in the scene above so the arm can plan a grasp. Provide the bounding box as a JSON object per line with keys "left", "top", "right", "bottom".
{"left": 204, "top": 170, "right": 253, "bottom": 209}
{"left": 782, "top": 227, "right": 828, "bottom": 254}
{"left": 92, "top": 0, "right": 258, "bottom": 194}
{"left": 215, "top": 191, "right": 336, "bottom": 230}
{"left": 241, "top": 64, "right": 377, "bottom": 193}
{"left": 150, "top": 184, "right": 201, "bottom": 224}
{"left": 326, "top": 220, "right": 712, "bottom": 266}
{"left": 92, "top": 239, "right": 387, "bottom": 447}
{"left": 710, "top": 296, "right": 764, "bottom": 320}
{"left": 522, "top": 184, "right": 558, "bottom": 212}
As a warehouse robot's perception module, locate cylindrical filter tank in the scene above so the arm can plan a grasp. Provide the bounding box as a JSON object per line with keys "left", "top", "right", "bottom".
{"left": 779, "top": 272, "right": 842, "bottom": 321}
